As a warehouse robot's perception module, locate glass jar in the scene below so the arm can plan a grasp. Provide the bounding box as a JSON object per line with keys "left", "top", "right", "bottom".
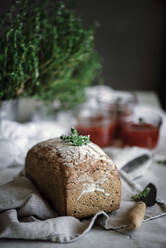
{"left": 120, "top": 108, "right": 162, "bottom": 149}
{"left": 75, "top": 103, "right": 117, "bottom": 147}
{"left": 101, "top": 92, "right": 136, "bottom": 141}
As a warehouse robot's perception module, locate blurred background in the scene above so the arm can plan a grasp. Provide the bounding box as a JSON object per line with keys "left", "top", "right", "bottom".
{"left": 0, "top": 0, "right": 165, "bottom": 109}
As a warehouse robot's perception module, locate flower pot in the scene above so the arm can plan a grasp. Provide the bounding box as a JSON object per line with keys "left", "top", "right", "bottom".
{"left": 0, "top": 100, "right": 18, "bottom": 122}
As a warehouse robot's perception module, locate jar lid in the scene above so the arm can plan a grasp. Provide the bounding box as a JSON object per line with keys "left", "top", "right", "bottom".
{"left": 85, "top": 86, "right": 137, "bottom": 105}
{"left": 99, "top": 90, "right": 137, "bottom": 105}
{"left": 75, "top": 101, "right": 111, "bottom": 119}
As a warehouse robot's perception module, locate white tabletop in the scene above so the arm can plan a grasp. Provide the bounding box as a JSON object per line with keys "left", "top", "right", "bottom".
{"left": 0, "top": 92, "right": 166, "bottom": 248}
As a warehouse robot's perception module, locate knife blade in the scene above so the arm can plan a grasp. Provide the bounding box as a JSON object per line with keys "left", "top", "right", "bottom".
{"left": 122, "top": 154, "right": 150, "bottom": 174}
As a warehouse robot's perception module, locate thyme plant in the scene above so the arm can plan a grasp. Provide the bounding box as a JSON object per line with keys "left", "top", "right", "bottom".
{"left": 0, "top": 0, "right": 101, "bottom": 109}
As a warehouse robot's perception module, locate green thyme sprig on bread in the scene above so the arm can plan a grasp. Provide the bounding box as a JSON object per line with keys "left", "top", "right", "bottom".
{"left": 60, "top": 128, "right": 90, "bottom": 146}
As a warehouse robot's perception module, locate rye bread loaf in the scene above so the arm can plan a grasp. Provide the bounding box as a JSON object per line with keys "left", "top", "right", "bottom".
{"left": 25, "top": 138, "right": 121, "bottom": 218}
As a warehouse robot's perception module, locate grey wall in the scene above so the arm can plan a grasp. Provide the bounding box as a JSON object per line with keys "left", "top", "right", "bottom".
{"left": 75, "top": 0, "right": 165, "bottom": 91}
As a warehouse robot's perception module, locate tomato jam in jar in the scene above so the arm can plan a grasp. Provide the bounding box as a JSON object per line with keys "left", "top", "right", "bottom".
{"left": 121, "top": 111, "right": 162, "bottom": 149}
{"left": 101, "top": 92, "right": 136, "bottom": 140}
{"left": 75, "top": 105, "right": 117, "bottom": 147}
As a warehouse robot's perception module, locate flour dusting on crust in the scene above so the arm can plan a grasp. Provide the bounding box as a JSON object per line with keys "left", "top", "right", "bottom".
{"left": 32, "top": 138, "right": 115, "bottom": 168}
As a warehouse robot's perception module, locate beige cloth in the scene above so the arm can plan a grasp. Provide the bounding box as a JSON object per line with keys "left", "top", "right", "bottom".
{"left": 0, "top": 172, "right": 166, "bottom": 243}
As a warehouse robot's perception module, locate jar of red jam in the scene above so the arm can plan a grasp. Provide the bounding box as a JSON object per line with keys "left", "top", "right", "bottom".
{"left": 75, "top": 104, "right": 117, "bottom": 147}
{"left": 100, "top": 92, "right": 136, "bottom": 140}
{"left": 121, "top": 109, "right": 162, "bottom": 149}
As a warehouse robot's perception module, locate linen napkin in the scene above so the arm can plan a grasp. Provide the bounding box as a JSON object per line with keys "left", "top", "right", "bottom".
{"left": 0, "top": 120, "right": 66, "bottom": 169}
{"left": 0, "top": 169, "right": 166, "bottom": 243}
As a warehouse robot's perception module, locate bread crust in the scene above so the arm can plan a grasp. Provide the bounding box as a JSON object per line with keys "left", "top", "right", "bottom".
{"left": 25, "top": 138, "right": 121, "bottom": 218}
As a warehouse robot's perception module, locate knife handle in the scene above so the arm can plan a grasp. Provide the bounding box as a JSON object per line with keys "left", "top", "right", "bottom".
{"left": 128, "top": 201, "right": 146, "bottom": 230}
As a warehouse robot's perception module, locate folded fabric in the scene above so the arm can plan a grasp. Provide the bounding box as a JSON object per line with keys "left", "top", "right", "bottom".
{"left": 0, "top": 120, "right": 66, "bottom": 169}
{"left": 0, "top": 173, "right": 166, "bottom": 243}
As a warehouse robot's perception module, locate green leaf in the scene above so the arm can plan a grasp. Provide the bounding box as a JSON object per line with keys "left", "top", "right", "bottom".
{"left": 61, "top": 128, "right": 90, "bottom": 146}
{"left": 157, "top": 160, "right": 166, "bottom": 166}
{"left": 138, "top": 117, "right": 145, "bottom": 124}
{"left": 132, "top": 187, "right": 150, "bottom": 202}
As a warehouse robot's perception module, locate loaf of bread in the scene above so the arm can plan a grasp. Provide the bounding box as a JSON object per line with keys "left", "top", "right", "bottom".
{"left": 25, "top": 138, "right": 121, "bottom": 218}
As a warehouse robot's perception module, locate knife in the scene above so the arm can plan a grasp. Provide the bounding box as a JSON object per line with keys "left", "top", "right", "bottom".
{"left": 122, "top": 154, "right": 150, "bottom": 174}
{"left": 128, "top": 183, "right": 157, "bottom": 230}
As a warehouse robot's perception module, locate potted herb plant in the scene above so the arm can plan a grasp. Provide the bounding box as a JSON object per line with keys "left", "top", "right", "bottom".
{"left": 0, "top": 0, "right": 101, "bottom": 121}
